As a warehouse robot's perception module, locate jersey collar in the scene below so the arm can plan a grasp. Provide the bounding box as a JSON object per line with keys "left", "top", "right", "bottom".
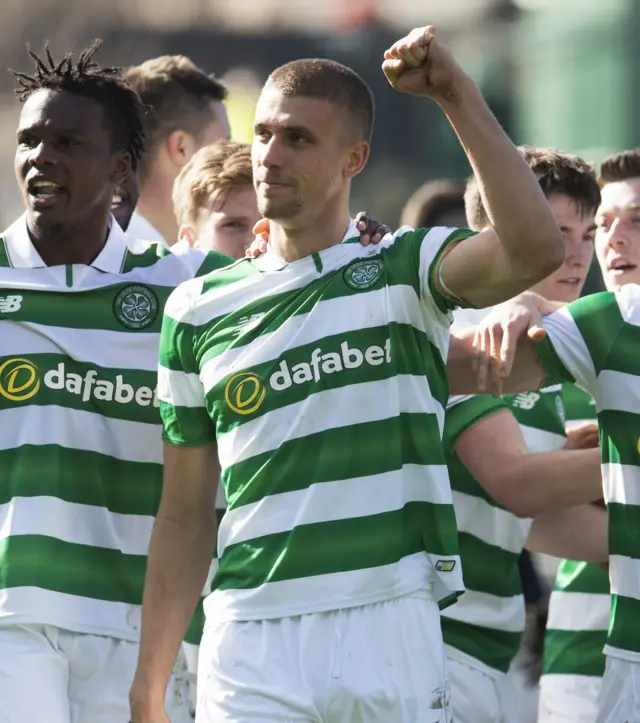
{"left": 253, "top": 218, "right": 360, "bottom": 272}
{"left": 2, "top": 212, "right": 130, "bottom": 273}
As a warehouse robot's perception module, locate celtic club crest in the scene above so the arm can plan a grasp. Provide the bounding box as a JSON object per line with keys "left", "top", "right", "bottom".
{"left": 343, "top": 258, "right": 384, "bottom": 290}
{"left": 113, "top": 284, "right": 159, "bottom": 330}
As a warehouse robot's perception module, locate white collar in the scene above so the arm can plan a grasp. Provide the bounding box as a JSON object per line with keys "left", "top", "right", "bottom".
{"left": 126, "top": 211, "right": 170, "bottom": 248}
{"left": 253, "top": 218, "right": 360, "bottom": 272}
{"left": 1, "top": 212, "right": 130, "bottom": 273}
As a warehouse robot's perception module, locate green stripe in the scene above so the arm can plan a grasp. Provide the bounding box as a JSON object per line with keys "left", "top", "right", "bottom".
{"left": 0, "top": 237, "right": 12, "bottom": 268}
{"left": 225, "top": 413, "right": 444, "bottom": 509}
{"left": 184, "top": 597, "right": 205, "bottom": 645}
{"left": 457, "top": 532, "right": 522, "bottom": 597}
{"left": 0, "top": 535, "right": 145, "bottom": 604}
{"left": 553, "top": 560, "right": 610, "bottom": 594}
{"left": 568, "top": 292, "right": 624, "bottom": 375}
{"left": 121, "top": 243, "right": 170, "bottom": 273}
{"left": 0, "top": 445, "right": 162, "bottom": 516}
{"left": 195, "top": 250, "right": 234, "bottom": 277}
{"left": 159, "top": 315, "right": 199, "bottom": 375}
{"left": 608, "top": 502, "right": 640, "bottom": 559}
{"left": 215, "top": 503, "right": 458, "bottom": 591}
{"left": 160, "top": 402, "right": 216, "bottom": 447}
{"left": 535, "top": 335, "right": 575, "bottom": 386}
{"left": 607, "top": 320, "right": 640, "bottom": 375}
{"left": 444, "top": 395, "right": 507, "bottom": 452}
{"left": 504, "top": 388, "right": 566, "bottom": 436}
{"left": 0, "top": 283, "right": 173, "bottom": 333}
{"left": 607, "top": 594, "right": 640, "bottom": 654}
{"left": 600, "top": 410, "right": 640, "bottom": 466}
{"left": 201, "top": 258, "right": 258, "bottom": 297}
{"left": 543, "top": 629, "right": 607, "bottom": 676}
{"left": 425, "top": 228, "right": 476, "bottom": 313}
{"left": 0, "top": 353, "right": 159, "bottom": 425}
{"left": 562, "top": 382, "right": 596, "bottom": 423}
{"left": 442, "top": 617, "right": 521, "bottom": 673}
{"left": 447, "top": 455, "right": 508, "bottom": 509}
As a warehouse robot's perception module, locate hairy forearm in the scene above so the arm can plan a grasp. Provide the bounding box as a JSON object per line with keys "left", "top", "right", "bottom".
{"left": 440, "top": 80, "right": 562, "bottom": 280}
{"left": 500, "top": 447, "right": 602, "bottom": 518}
{"left": 526, "top": 503, "right": 608, "bottom": 562}
{"left": 133, "top": 510, "right": 216, "bottom": 702}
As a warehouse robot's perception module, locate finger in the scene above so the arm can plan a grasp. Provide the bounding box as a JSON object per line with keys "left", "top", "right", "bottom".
{"left": 476, "top": 329, "right": 489, "bottom": 393}
{"left": 499, "top": 325, "right": 516, "bottom": 378}
{"left": 361, "top": 235, "right": 371, "bottom": 246}
{"left": 527, "top": 326, "right": 547, "bottom": 342}
{"left": 381, "top": 59, "right": 405, "bottom": 84}
{"left": 488, "top": 327, "right": 503, "bottom": 396}
{"left": 371, "top": 232, "right": 382, "bottom": 245}
{"left": 355, "top": 211, "right": 368, "bottom": 228}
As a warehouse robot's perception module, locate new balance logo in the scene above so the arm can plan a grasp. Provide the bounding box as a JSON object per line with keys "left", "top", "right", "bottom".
{"left": 0, "top": 295, "right": 22, "bottom": 313}
{"left": 511, "top": 392, "right": 540, "bottom": 411}
{"left": 236, "top": 313, "right": 265, "bottom": 334}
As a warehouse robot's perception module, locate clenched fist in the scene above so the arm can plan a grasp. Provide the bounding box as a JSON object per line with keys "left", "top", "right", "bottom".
{"left": 382, "top": 26, "right": 467, "bottom": 103}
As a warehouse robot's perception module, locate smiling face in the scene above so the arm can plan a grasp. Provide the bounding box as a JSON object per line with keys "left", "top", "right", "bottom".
{"left": 14, "top": 88, "right": 129, "bottom": 236}
{"left": 595, "top": 177, "right": 640, "bottom": 291}
{"left": 529, "top": 193, "right": 596, "bottom": 303}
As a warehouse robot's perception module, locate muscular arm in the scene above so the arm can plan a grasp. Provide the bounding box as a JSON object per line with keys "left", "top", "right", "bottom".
{"left": 454, "top": 409, "right": 603, "bottom": 518}
{"left": 526, "top": 504, "right": 608, "bottom": 563}
{"left": 435, "top": 80, "right": 563, "bottom": 308}
{"left": 130, "top": 442, "right": 219, "bottom": 718}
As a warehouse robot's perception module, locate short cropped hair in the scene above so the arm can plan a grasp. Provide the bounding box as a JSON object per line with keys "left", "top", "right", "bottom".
{"left": 125, "top": 55, "right": 228, "bottom": 182}
{"left": 400, "top": 179, "right": 466, "bottom": 228}
{"left": 173, "top": 140, "right": 252, "bottom": 227}
{"left": 265, "top": 59, "right": 374, "bottom": 143}
{"left": 599, "top": 149, "right": 640, "bottom": 186}
{"left": 465, "top": 145, "right": 601, "bottom": 231}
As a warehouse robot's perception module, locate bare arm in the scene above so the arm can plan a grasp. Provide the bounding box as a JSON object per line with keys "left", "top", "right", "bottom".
{"left": 526, "top": 504, "right": 608, "bottom": 563}
{"left": 454, "top": 410, "right": 603, "bottom": 518}
{"left": 130, "top": 442, "right": 219, "bottom": 721}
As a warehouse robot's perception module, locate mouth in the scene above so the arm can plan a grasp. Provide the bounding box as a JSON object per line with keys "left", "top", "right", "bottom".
{"left": 26, "top": 177, "right": 66, "bottom": 207}
{"left": 608, "top": 258, "right": 637, "bottom": 274}
{"left": 557, "top": 277, "right": 583, "bottom": 286}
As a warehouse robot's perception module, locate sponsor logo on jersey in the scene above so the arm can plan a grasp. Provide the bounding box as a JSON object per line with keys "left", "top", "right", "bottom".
{"left": 0, "top": 358, "right": 40, "bottom": 401}
{"left": 224, "top": 339, "right": 391, "bottom": 415}
{"left": 435, "top": 559, "right": 457, "bottom": 573}
{"left": 225, "top": 371, "right": 267, "bottom": 415}
{"left": 235, "top": 313, "right": 265, "bottom": 335}
{"left": 114, "top": 284, "right": 159, "bottom": 330}
{"left": 0, "top": 359, "right": 157, "bottom": 407}
{"left": 0, "top": 295, "right": 22, "bottom": 313}
{"left": 511, "top": 391, "right": 540, "bottom": 411}
{"left": 343, "top": 258, "right": 383, "bottom": 290}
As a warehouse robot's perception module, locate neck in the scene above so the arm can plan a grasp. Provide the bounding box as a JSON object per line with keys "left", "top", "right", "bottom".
{"left": 28, "top": 214, "right": 110, "bottom": 267}
{"left": 136, "top": 175, "right": 178, "bottom": 244}
{"left": 269, "top": 204, "right": 352, "bottom": 262}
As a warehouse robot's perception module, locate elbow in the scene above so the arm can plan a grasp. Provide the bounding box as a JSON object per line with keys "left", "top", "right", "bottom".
{"left": 532, "top": 229, "right": 565, "bottom": 279}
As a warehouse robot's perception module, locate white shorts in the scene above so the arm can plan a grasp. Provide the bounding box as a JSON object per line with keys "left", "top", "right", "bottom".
{"left": 538, "top": 674, "right": 601, "bottom": 722}
{"left": 595, "top": 656, "right": 640, "bottom": 723}
{"left": 0, "top": 623, "right": 192, "bottom": 723}
{"left": 196, "top": 591, "right": 451, "bottom": 723}
{"left": 446, "top": 656, "right": 517, "bottom": 723}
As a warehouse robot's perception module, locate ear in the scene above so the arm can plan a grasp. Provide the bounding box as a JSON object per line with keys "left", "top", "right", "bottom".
{"left": 178, "top": 224, "right": 198, "bottom": 248}
{"left": 166, "top": 130, "right": 198, "bottom": 169}
{"left": 110, "top": 150, "right": 131, "bottom": 188}
{"left": 344, "top": 140, "right": 370, "bottom": 180}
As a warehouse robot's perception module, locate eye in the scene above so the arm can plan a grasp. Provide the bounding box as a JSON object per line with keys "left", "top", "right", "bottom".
{"left": 17, "top": 134, "right": 38, "bottom": 149}
{"left": 288, "top": 132, "right": 309, "bottom": 145}
{"left": 255, "top": 127, "right": 272, "bottom": 142}
{"left": 222, "top": 221, "right": 248, "bottom": 231}
{"left": 59, "top": 136, "right": 79, "bottom": 148}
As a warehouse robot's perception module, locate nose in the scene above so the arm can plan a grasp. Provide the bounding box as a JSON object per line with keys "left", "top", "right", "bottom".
{"left": 258, "top": 135, "right": 283, "bottom": 169}
{"left": 607, "top": 218, "right": 630, "bottom": 248}
{"left": 28, "top": 140, "right": 57, "bottom": 169}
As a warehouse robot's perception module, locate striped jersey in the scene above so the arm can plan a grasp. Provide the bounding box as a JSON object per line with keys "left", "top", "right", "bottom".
{"left": 158, "top": 221, "right": 473, "bottom": 622}
{"left": 535, "top": 285, "right": 640, "bottom": 662}
{"left": 441, "top": 385, "right": 566, "bottom": 675}
{"left": 0, "top": 215, "right": 230, "bottom": 641}
{"left": 542, "top": 382, "right": 609, "bottom": 680}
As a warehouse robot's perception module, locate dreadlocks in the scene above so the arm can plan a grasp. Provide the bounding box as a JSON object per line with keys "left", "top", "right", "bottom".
{"left": 11, "top": 39, "right": 145, "bottom": 170}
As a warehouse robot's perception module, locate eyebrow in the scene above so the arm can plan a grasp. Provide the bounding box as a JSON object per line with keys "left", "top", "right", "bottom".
{"left": 254, "top": 121, "right": 316, "bottom": 139}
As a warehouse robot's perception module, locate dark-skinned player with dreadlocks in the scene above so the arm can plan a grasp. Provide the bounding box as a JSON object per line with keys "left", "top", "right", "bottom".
{"left": 0, "top": 40, "right": 235, "bottom": 723}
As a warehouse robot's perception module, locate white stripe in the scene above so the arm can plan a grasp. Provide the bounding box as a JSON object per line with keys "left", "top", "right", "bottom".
{"left": 217, "top": 375, "right": 443, "bottom": 468}
{"left": 616, "top": 284, "right": 640, "bottom": 326}
{"left": 218, "top": 465, "right": 452, "bottom": 557}
{"left": 452, "top": 490, "right": 531, "bottom": 555}
{"left": 418, "top": 225, "right": 460, "bottom": 296}
{"left": 441, "top": 588, "right": 525, "bottom": 633}
{"left": 199, "top": 284, "right": 434, "bottom": 390}
{"left": 2, "top": 321, "right": 159, "bottom": 371}
{"left": 0, "top": 586, "right": 141, "bottom": 641}
{"left": 543, "top": 307, "right": 597, "bottom": 394}
{"left": 158, "top": 365, "right": 206, "bottom": 407}
{"left": 520, "top": 424, "right": 566, "bottom": 454}
{"left": 597, "top": 369, "right": 640, "bottom": 415}
{"left": 204, "top": 551, "right": 436, "bottom": 622}
{"left": 603, "top": 463, "right": 640, "bottom": 507}
{"left": 610, "top": 554, "right": 640, "bottom": 600}
{"left": 0, "top": 496, "right": 153, "bottom": 556}
{"left": 0, "top": 405, "right": 162, "bottom": 464}
{"left": 547, "top": 591, "right": 610, "bottom": 632}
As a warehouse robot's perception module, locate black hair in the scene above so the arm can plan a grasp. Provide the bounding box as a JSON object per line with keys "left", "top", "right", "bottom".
{"left": 12, "top": 39, "right": 145, "bottom": 170}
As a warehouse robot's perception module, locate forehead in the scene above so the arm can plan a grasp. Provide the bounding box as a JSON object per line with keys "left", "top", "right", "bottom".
{"left": 599, "top": 178, "right": 640, "bottom": 212}
{"left": 547, "top": 193, "right": 595, "bottom": 225}
{"left": 213, "top": 184, "right": 259, "bottom": 218}
{"left": 18, "top": 88, "right": 107, "bottom": 135}
{"left": 254, "top": 87, "right": 343, "bottom": 133}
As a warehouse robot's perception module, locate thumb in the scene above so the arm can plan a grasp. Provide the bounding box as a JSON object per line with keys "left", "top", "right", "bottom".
{"left": 382, "top": 58, "right": 404, "bottom": 86}
{"left": 253, "top": 218, "right": 270, "bottom": 241}
{"left": 527, "top": 326, "right": 547, "bottom": 342}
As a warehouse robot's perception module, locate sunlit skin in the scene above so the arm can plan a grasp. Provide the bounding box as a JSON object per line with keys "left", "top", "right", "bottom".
{"left": 595, "top": 178, "right": 640, "bottom": 291}
{"left": 251, "top": 87, "right": 369, "bottom": 260}
{"left": 179, "top": 184, "right": 260, "bottom": 260}
{"left": 14, "top": 88, "right": 129, "bottom": 265}
{"left": 528, "top": 193, "right": 596, "bottom": 303}
{"left": 112, "top": 167, "right": 140, "bottom": 232}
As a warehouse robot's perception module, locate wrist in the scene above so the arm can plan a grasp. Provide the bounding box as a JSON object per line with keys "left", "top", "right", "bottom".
{"left": 434, "top": 73, "right": 480, "bottom": 110}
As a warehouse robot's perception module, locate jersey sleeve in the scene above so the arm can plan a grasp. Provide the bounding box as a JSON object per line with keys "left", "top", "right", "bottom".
{"left": 535, "top": 291, "right": 624, "bottom": 397}
{"left": 158, "top": 280, "right": 216, "bottom": 447}
{"left": 444, "top": 393, "right": 508, "bottom": 452}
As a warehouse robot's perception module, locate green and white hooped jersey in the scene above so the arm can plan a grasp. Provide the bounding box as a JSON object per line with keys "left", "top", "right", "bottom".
{"left": 0, "top": 215, "right": 229, "bottom": 642}
{"left": 158, "top": 221, "right": 473, "bottom": 622}
{"left": 542, "top": 382, "right": 609, "bottom": 679}
{"left": 441, "top": 386, "right": 566, "bottom": 676}
{"left": 536, "top": 286, "right": 640, "bottom": 663}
